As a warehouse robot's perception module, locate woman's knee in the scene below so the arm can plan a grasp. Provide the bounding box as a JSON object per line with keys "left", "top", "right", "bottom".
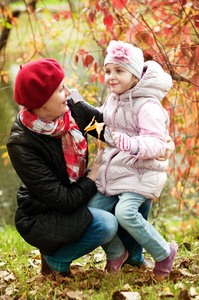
{"left": 89, "top": 207, "right": 118, "bottom": 244}
{"left": 101, "top": 211, "right": 118, "bottom": 243}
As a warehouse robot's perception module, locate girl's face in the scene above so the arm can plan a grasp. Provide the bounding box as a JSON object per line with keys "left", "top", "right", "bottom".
{"left": 105, "top": 63, "right": 138, "bottom": 94}
{"left": 32, "top": 79, "right": 71, "bottom": 121}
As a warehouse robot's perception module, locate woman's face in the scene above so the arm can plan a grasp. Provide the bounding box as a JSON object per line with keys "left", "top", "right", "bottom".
{"left": 33, "top": 79, "right": 71, "bottom": 120}
{"left": 105, "top": 63, "right": 138, "bottom": 94}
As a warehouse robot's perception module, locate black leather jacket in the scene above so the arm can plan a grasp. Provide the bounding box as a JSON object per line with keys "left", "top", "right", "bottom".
{"left": 7, "top": 99, "right": 104, "bottom": 255}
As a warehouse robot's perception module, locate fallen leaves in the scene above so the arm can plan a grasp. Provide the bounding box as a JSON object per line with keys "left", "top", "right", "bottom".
{"left": 0, "top": 244, "right": 199, "bottom": 299}
{"left": 112, "top": 290, "right": 141, "bottom": 300}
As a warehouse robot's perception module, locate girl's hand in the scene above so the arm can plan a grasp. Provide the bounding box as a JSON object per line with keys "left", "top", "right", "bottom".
{"left": 112, "top": 131, "right": 138, "bottom": 153}
{"left": 156, "top": 136, "right": 175, "bottom": 161}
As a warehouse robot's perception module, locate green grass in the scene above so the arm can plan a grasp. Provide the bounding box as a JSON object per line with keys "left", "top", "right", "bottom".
{"left": 0, "top": 221, "right": 199, "bottom": 299}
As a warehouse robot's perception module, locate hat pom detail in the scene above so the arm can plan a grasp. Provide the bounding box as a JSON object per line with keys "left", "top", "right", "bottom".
{"left": 106, "top": 40, "right": 134, "bottom": 64}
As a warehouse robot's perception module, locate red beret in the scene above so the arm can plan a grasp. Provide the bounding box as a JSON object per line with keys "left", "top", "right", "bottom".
{"left": 14, "top": 58, "right": 65, "bottom": 109}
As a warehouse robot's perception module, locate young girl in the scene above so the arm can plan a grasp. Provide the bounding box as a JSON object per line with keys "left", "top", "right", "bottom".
{"left": 88, "top": 40, "right": 176, "bottom": 278}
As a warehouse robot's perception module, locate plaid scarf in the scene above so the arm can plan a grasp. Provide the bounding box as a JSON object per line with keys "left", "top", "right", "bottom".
{"left": 19, "top": 107, "right": 87, "bottom": 183}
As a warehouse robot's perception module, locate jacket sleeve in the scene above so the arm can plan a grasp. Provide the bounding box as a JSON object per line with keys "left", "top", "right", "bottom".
{"left": 133, "top": 102, "right": 169, "bottom": 159}
{"left": 7, "top": 121, "right": 97, "bottom": 214}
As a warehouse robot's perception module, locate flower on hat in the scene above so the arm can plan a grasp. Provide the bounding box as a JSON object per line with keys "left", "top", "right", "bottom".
{"left": 106, "top": 40, "right": 134, "bottom": 64}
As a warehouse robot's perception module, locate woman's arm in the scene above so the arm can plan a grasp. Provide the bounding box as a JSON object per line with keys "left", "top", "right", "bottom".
{"left": 7, "top": 122, "right": 98, "bottom": 214}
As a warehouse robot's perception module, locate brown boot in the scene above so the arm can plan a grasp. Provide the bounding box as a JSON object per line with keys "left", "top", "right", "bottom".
{"left": 41, "top": 255, "right": 70, "bottom": 279}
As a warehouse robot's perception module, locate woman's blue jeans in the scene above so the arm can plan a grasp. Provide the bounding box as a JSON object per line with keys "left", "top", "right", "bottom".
{"left": 88, "top": 192, "right": 170, "bottom": 262}
{"left": 42, "top": 207, "right": 118, "bottom": 272}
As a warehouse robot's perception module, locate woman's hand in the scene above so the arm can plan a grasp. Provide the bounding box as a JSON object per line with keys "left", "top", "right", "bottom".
{"left": 156, "top": 136, "right": 175, "bottom": 161}
{"left": 87, "top": 149, "right": 104, "bottom": 182}
{"left": 94, "top": 148, "right": 104, "bottom": 165}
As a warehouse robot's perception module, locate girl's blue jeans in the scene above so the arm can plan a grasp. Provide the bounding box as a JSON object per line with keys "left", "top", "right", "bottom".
{"left": 42, "top": 207, "right": 118, "bottom": 272}
{"left": 88, "top": 192, "right": 170, "bottom": 262}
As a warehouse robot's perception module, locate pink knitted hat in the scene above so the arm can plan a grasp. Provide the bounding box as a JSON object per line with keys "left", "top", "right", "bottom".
{"left": 104, "top": 40, "right": 144, "bottom": 79}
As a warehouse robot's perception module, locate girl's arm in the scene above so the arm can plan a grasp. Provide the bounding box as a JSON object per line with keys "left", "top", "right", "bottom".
{"left": 113, "top": 102, "right": 172, "bottom": 159}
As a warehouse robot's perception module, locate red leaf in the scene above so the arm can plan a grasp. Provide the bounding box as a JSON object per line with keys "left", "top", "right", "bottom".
{"left": 96, "top": 3, "right": 100, "bottom": 11}
{"left": 90, "top": 74, "right": 97, "bottom": 82}
{"left": 62, "top": 10, "right": 72, "bottom": 20}
{"left": 81, "top": 54, "right": 87, "bottom": 67}
{"left": 79, "top": 50, "right": 89, "bottom": 67}
{"left": 94, "top": 62, "right": 98, "bottom": 72}
{"left": 188, "top": 57, "right": 196, "bottom": 71}
{"left": 99, "top": 75, "right": 104, "bottom": 84}
{"left": 140, "top": 32, "right": 155, "bottom": 47}
{"left": 180, "top": 42, "right": 190, "bottom": 58}
{"left": 196, "top": 46, "right": 199, "bottom": 60}
{"left": 191, "top": 73, "right": 199, "bottom": 91}
{"left": 103, "top": 14, "right": 113, "bottom": 27}
{"left": 98, "top": 1, "right": 107, "bottom": 11}
{"left": 144, "top": 53, "right": 153, "bottom": 61}
{"left": 112, "top": 0, "right": 127, "bottom": 10}
{"left": 53, "top": 13, "right": 60, "bottom": 21}
{"left": 88, "top": 10, "right": 96, "bottom": 23}
{"left": 194, "top": 14, "right": 199, "bottom": 28}
{"left": 135, "top": 32, "right": 143, "bottom": 42}
{"left": 186, "top": 139, "right": 192, "bottom": 148}
{"left": 126, "top": 22, "right": 145, "bottom": 43}
{"left": 190, "top": 43, "right": 196, "bottom": 55}
{"left": 78, "top": 49, "right": 87, "bottom": 56}
{"left": 126, "top": 28, "right": 136, "bottom": 43}
{"left": 102, "top": 7, "right": 110, "bottom": 18}
{"left": 173, "top": 35, "right": 181, "bottom": 48}
{"left": 85, "top": 54, "right": 94, "bottom": 67}
{"left": 74, "top": 54, "right": 79, "bottom": 64}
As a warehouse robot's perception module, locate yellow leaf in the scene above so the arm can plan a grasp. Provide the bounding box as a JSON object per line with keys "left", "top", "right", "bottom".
{"left": 4, "top": 157, "right": 9, "bottom": 166}
{"left": 189, "top": 200, "right": 195, "bottom": 209}
{"left": 185, "top": 188, "right": 189, "bottom": 195}
{"left": 20, "top": 290, "right": 28, "bottom": 299}
{"left": 163, "top": 287, "right": 171, "bottom": 292}
{"left": 181, "top": 221, "right": 188, "bottom": 231}
{"left": 84, "top": 116, "right": 95, "bottom": 132}
{"left": 3, "top": 75, "right": 9, "bottom": 84}
{"left": 84, "top": 124, "right": 97, "bottom": 134}
{"left": 2, "top": 151, "right": 9, "bottom": 158}
{"left": 189, "top": 219, "right": 195, "bottom": 226}
{"left": 95, "top": 121, "right": 105, "bottom": 139}
{"left": 190, "top": 187, "right": 195, "bottom": 193}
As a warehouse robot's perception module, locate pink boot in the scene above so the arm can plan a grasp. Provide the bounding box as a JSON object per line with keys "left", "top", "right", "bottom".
{"left": 153, "top": 244, "right": 177, "bottom": 278}
{"left": 105, "top": 249, "right": 129, "bottom": 275}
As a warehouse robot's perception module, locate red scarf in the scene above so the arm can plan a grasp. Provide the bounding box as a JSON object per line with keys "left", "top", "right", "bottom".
{"left": 19, "top": 107, "right": 87, "bottom": 183}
